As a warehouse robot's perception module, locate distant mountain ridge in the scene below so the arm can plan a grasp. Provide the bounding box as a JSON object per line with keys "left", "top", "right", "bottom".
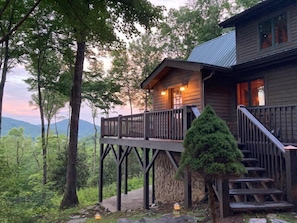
{"left": 2, "top": 117, "right": 100, "bottom": 139}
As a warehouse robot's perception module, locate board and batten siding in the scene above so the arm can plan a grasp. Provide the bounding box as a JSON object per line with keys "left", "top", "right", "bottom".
{"left": 265, "top": 64, "right": 297, "bottom": 106}
{"left": 153, "top": 68, "right": 202, "bottom": 111}
{"left": 204, "top": 75, "right": 237, "bottom": 135}
{"left": 236, "top": 4, "right": 297, "bottom": 64}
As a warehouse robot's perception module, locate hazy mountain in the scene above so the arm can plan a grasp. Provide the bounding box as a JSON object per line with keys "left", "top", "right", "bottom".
{"left": 2, "top": 117, "right": 100, "bottom": 139}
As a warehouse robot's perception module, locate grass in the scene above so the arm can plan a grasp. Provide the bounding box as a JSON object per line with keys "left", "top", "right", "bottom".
{"left": 39, "top": 177, "right": 144, "bottom": 222}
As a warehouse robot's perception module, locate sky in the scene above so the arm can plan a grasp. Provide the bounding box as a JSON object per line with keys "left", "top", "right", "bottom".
{"left": 2, "top": 0, "right": 188, "bottom": 125}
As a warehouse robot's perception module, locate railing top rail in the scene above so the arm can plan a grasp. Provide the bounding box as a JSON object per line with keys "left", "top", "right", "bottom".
{"left": 247, "top": 104, "right": 297, "bottom": 109}
{"left": 101, "top": 105, "right": 198, "bottom": 121}
{"left": 238, "top": 105, "right": 285, "bottom": 153}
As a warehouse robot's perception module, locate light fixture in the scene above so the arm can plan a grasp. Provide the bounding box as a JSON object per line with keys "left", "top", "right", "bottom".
{"left": 161, "top": 90, "right": 166, "bottom": 96}
{"left": 179, "top": 86, "right": 186, "bottom": 91}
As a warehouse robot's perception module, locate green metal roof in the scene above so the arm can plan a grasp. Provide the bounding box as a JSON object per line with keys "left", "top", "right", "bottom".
{"left": 187, "top": 31, "right": 236, "bottom": 68}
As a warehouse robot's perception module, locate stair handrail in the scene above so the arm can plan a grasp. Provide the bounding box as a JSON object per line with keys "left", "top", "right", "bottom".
{"left": 191, "top": 106, "right": 200, "bottom": 118}
{"left": 237, "top": 105, "right": 285, "bottom": 153}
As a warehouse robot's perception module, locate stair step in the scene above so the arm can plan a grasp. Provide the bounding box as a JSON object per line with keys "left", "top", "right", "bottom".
{"left": 240, "top": 150, "right": 251, "bottom": 154}
{"left": 229, "top": 177, "right": 274, "bottom": 183}
{"left": 246, "top": 167, "right": 266, "bottom": 172}
{"left": 230, "top": 201, "right": 294, "bottom": 211}
{"left": 229, "top": 188, "right": 283, "bottom": 195}
{"left": 242, "top": 158, "right": 258, "bottom": 162}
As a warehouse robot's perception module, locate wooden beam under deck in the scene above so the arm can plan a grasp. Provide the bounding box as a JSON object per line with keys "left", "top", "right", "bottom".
{"left": 100, "top": 137, "right": 184, "bottom": 152}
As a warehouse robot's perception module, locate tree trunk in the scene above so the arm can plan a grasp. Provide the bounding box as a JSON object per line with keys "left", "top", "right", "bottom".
{"left": 0, "top": 38, "right": 10, "bottom": 137}
{"left": 60, "top": 41, "right": 85, "bottom": 210}
{"left": 38, "top": 64, "right": 47, "bottom": 185}
{"left": 92, "top": 110, "right": 97, "bottom": 173}
{"left": 206, "top": 179, "right": 218, "bottom": 223}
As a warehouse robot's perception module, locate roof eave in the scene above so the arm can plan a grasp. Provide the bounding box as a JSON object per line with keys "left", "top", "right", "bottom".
{"left": 141, "top": 59, "right": 233, "bottom": 90}
{"left": 220, "top": 0, "right": 295, "bottom": 28}
{"left": 233, "top": 48, "right": 297, "bottom": 72}
{"left": 141, "top": 59, "right": 202, "bottom": 89}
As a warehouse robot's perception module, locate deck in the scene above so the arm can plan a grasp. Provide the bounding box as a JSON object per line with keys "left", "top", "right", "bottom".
{"left": 100, "top": 105, "right": 200, "bottom": 151}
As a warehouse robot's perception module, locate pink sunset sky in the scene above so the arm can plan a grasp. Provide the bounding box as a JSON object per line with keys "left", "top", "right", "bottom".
{"left": 2, "top": 0, "right": 187, "bottom": 125}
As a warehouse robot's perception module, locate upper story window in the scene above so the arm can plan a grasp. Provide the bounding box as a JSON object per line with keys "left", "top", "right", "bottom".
{"left": 259, "top": 13, "right": 288, "bottom": 49}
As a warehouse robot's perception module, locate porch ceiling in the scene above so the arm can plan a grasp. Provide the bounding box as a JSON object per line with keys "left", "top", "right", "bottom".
{"left": 141, "top": 58, "right": 233, "bottom": 90}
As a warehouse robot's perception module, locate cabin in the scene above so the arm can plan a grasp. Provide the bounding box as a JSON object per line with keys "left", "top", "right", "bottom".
{"left": 99, "top": 0, "right": 297, "bottom": 217}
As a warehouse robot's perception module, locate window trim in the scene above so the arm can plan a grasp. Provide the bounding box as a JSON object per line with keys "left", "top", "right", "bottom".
{"left": 258, "top": 12, "right": 288, "bottom": 50}
{"left": 236, "top": 78, "right": 265, "bottom": 107}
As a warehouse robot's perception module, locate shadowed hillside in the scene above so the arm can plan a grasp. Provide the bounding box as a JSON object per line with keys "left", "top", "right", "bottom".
{"left": 2, "top": 117, "right": 100, "bottom": 139}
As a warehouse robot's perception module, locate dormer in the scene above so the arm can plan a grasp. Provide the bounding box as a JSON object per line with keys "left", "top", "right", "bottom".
{"left": 220, "top": 0, "right": 297, "bottom": 64}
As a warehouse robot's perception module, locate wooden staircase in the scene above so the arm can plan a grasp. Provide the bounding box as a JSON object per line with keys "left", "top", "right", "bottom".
{"left": 228, "top": 144, "right": 294, "bottom": 212}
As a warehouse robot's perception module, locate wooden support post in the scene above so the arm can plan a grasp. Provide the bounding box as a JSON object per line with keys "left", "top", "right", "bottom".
{"left": 184, "top": 171, "right": 192, "bottom": 209}
{"left": 144, "top": 112, "right": 149, "bottom": 140}
{"left": 183, "top": 106, "right": 188, "bottom": 139}
{"left": 143, "top": 148, "right": 150, "bottom": 210}
{"left": 152, "top": 149, "right": 155, "bottom": 204}
{"left": 117, "top": 146, "right": 122, "bottom": 211}
{"left": 217, "top": 178, "right": 230, "bottom": 218}
{"left": 98, "top": 143, "right": 104, "bottom": 202}
{"left": 118, "top": 115, "right": 122, "bottom": 139}
{"left": 124, "top": 153, "right": 128, "bottom": 194}
{"left": 285, "top": 146, "right": 297, "bottom": 211}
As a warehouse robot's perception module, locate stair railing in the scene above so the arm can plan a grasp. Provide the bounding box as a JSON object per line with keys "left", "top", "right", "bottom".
{"left": 237, "top": 105, "right": 287, "bottom": 195}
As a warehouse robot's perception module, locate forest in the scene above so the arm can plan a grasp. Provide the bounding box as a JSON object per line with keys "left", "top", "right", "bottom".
{"left": 0, "top": 0, "right": 259, "bottom": 222}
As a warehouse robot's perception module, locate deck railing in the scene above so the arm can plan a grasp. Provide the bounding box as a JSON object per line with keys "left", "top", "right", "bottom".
{"left": 238, "top": 105, "right": 287, "bottom": 194}
{"left": 248, "top": 104, "right": 297, "bottom": 144}
{"left": 100, "top": 105, "right": 200, "bottom": 140}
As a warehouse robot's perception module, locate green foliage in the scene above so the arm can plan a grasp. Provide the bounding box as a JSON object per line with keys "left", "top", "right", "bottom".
{"left": 177, "top": 105, "right": 246, "bottom": 180}
{"left": 0, "top": 131, "right": 55, "bottom": 222}
{"left": 48, "top": 144, "right": 90, "bottom": 193}
{"left": 235, "top": 0, "right": 261, "bottom": 9}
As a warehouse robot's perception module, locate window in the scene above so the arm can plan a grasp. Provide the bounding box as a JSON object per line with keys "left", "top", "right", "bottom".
{"left": 237, "top": 79, "right": 265, "bottom": 107}
{"left": 259, "top": 13, "right": 288, "bottom": 49}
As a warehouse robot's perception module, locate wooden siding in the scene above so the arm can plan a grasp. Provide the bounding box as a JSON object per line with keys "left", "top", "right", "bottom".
{"left": 236, "top": 63, "right": 297, "bottom": 143}
{"left": 153, "top": 68, "right": 202, "bottom": 111}
{"left": 266, "top": 64, "right": 297, "bottom": 106}
{"left": 236, "top": 4, "right": 297, "bottom": 64}
{"left": 204, "top": 75, "right": 237, "bottom": 135}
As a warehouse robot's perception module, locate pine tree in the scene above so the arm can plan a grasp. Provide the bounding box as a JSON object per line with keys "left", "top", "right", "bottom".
{"left": 177, "top": 105, "right": 246, "bottom": 223}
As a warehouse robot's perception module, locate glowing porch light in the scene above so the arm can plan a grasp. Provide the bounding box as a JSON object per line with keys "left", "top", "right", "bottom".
{"left": 180, "top": 86, "right": 186, "bottom": 91}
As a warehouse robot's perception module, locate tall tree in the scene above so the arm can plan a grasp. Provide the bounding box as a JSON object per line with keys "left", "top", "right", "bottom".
{"left": 51, "top": 0, "right": 162, "bottom": 209}
{"left": 23, "top": 6, "right": 70, "bottom": 184}
{"left": 0, "top": 0, "right": 41, "bottom": 135}
{"left": 110, "top": 33, "right": 163, "bottom": 113}
{"left": 159, "top": 0, "right": 232, "bottom": 59}
{"left": 129, "top": 33, "right": 164, "bottom": 111}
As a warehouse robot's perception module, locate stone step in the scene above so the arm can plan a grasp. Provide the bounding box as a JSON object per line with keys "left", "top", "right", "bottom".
{"left": 229, "top": 188, "right": 283, "bottom": 195}
{"left": 229, "top": 177, "right": 274, "bottom": 183}
{"left": 230, "top": 201, "right": 294, "bottom": 211}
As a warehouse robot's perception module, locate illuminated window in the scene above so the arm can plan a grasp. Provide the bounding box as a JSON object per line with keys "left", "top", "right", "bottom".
{"left": 237, "top": 79, "right": 265, "bottom": 106}
{"left": 259, "top": 13, "right": 287, "bottom": 49}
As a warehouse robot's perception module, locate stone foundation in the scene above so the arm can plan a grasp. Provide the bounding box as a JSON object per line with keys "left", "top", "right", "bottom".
{"left": 154, "top": 151, "right": 205, "bottom": 204}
